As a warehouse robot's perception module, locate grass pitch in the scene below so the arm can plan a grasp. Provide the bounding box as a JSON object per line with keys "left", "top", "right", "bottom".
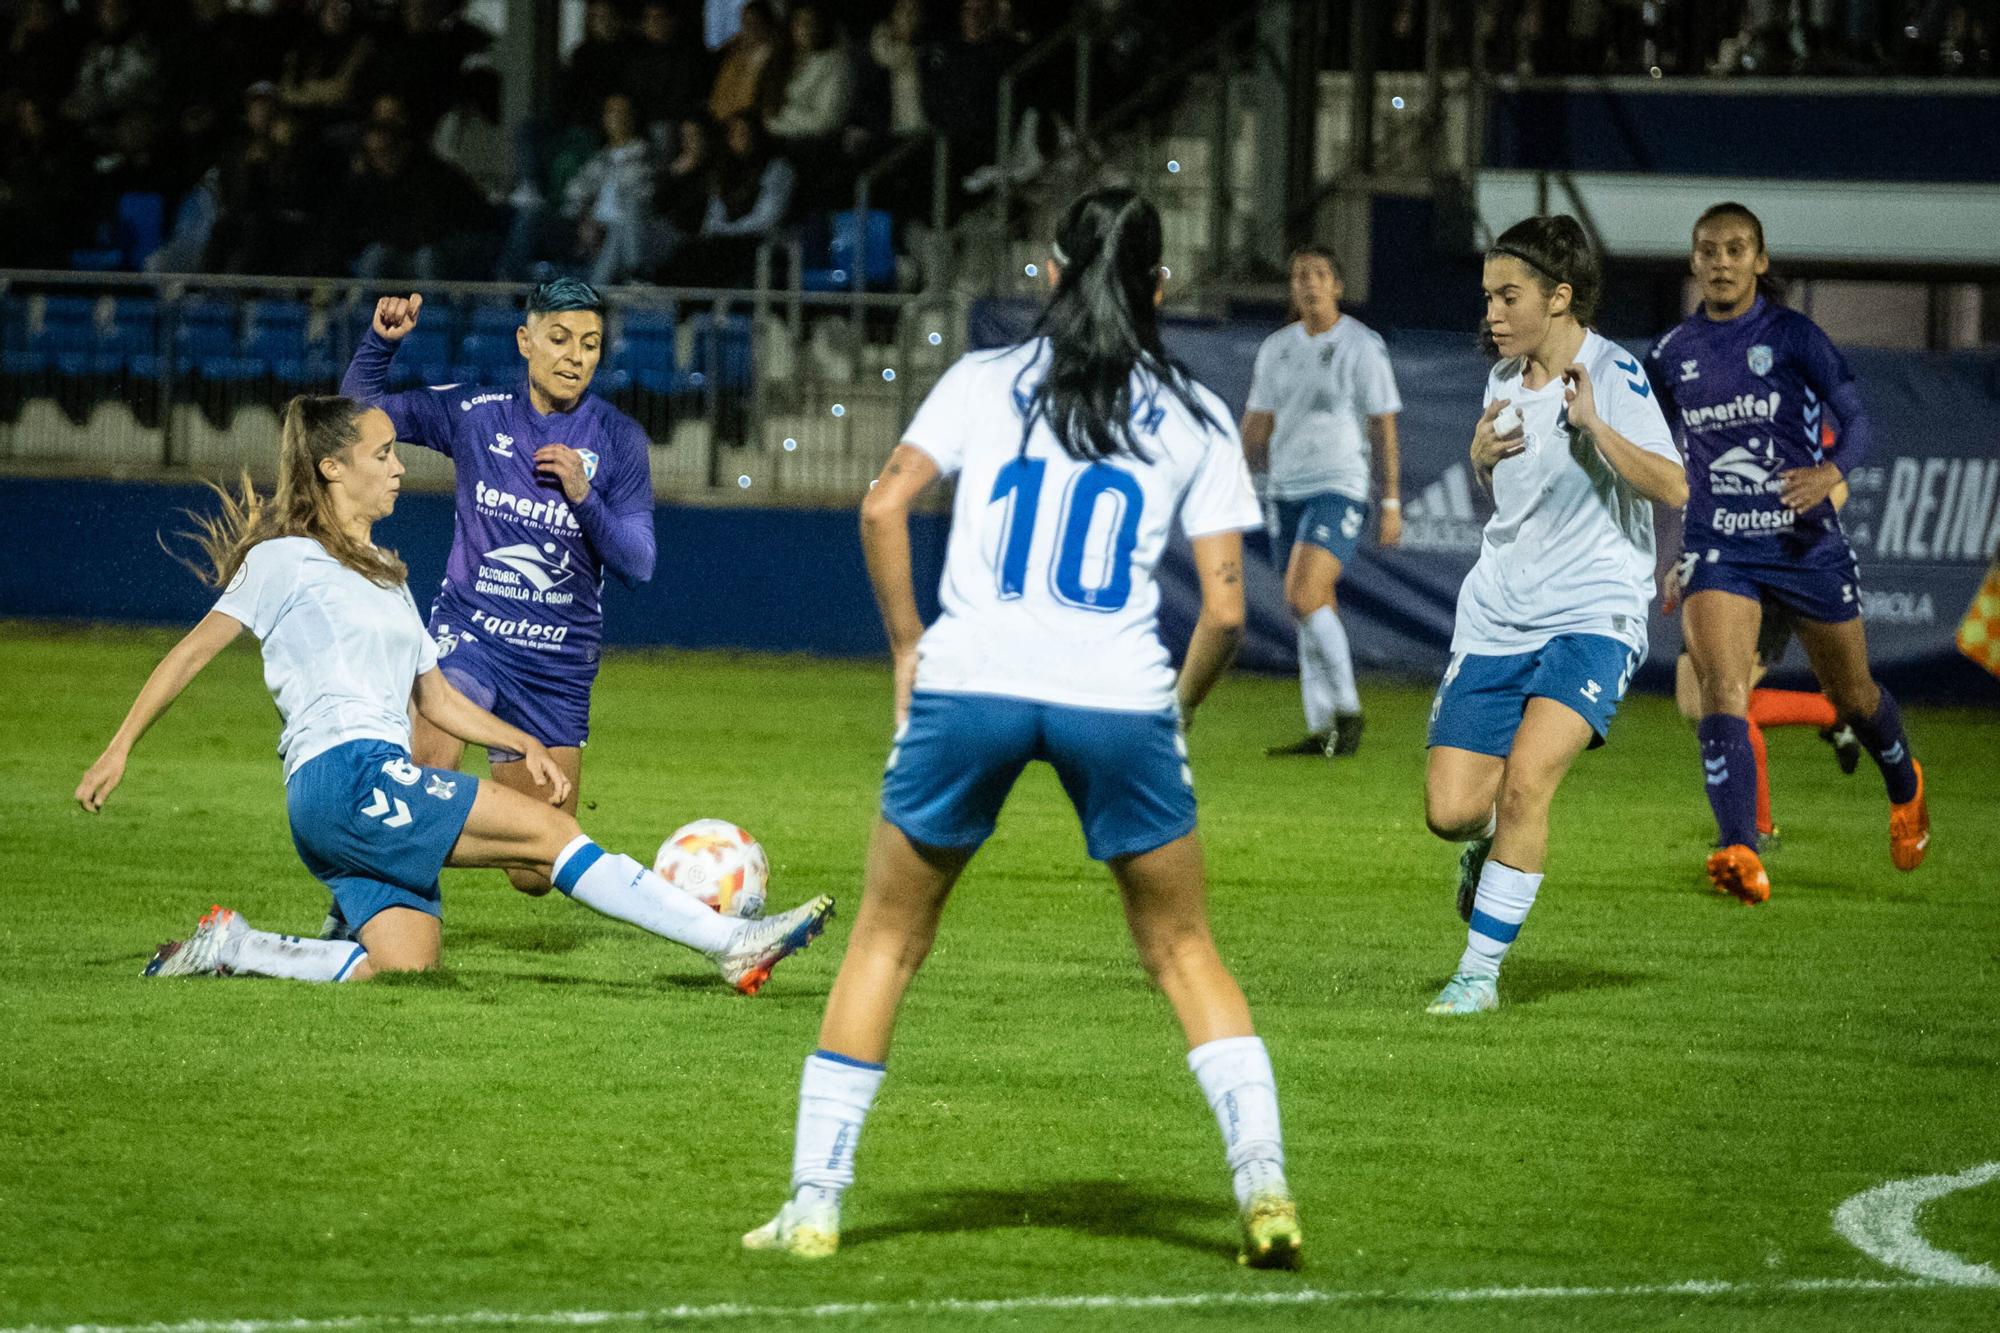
{"left": 2, "top": 623, "right": 1997, "bottom": 1331}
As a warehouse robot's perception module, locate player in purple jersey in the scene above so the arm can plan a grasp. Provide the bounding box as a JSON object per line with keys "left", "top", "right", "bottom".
{"left": 1645, "top": 203, "right": 1929, "bottom": 903}
{"left": 340, "top": 278, "right": 655, "bottom": 906}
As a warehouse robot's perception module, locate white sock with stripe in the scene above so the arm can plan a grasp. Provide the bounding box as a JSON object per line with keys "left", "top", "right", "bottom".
{"left": 1459, "top": 859, "right": 1543, "bottom": 978}
{"left": 231, "top": 930, "right": 367, "bottom": 982}
{"left": 1304, "top": 606, "right": 1360, "bottom": 715}
{"left": 1296, "top": 623, "right": 1335, "bottom": 734}
{"left": 791, "top": 1050, "right": 886, "bottom": 1205}
{"left": 551, "top": 835, "right": 737, "bottom": 955}
{"left": 1188, "top": 1036, "right": 1289, "bottom": 1206}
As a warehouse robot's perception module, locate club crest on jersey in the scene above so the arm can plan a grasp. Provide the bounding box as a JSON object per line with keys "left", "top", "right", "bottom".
{"left": 434, "top": 625, "right": 460, "bottom": 657}
{"left": 576, "top": 448, "right": 599, "bottom": 481}
{"left": 425, "top": 773, "right": 458, "bottom": 801}
{"left": 1747, "top": 344, "right": 1774, "bottom": 376}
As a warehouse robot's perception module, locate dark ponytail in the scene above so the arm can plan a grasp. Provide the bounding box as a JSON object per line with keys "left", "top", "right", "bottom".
{"left": 1695, "top": 200, "right": 1785, "bottom": 306}
{"left": 1016, "top": 187, "right": 1218, "bottom": 462}
{"left": 1481, "top": 213, "right": 1601, "bottom": 358}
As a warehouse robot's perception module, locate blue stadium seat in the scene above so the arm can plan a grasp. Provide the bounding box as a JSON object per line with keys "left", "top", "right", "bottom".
{"left": 98, "top": 322, "right": 157, "bottom": 358}
{"left": 619, "top": 308, "right": 676, "bottom": 342}
{"left": 116, "top": 192, "right": 166, "bottom": 270}
{"left": 609, "top": 335, "right": 672, "bottom": 376}
{"left": 634, "top": 366, "right": 679, "bottom": 395}
{"left": 43, "top": 295, "right": 99, "bottom": 327}
{"left": 801, "top": 210, "right": 896, "bottom": 293}
{"left": 177, "top": 323, "right": 238, "bottom": 361}
{"left": 245, "top": 324, "right": 306, "bottom": 363}
{"left": 3, "top": 349, "right": 49, "bottom": 375}
{"left": 31, "top": 319, "right": 97, "bottom": 357}
{"left": 685, "top": 312, "right": 752, "bottom": 392}
{"left": 202, "top": 355, "right": 272, "bottom": 382}
{"left": 54, "top": 350, "right": 126, "bottom": 378}
{"left": 274, "top": 354, "right": 340, "bottom": 386}
{"left": 248, "top": 298, "right": 309, "bottom": 330}
{"left": 0, "top": 296, "right": 29, "bottom": 350}
{"left": 455, "top": 332, "right": 518, "bottom": 376}
{"left": 468, "top": 303, "right": 522, "bottom": 337}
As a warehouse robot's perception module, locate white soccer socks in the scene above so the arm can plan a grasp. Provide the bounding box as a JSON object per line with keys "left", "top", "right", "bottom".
{"left": 1188, "top": 1036, "right": 1289, "bottom": 1207}
{"left": 745, "top": 1050, "right": 885, "bottom": 1257}
{"left": 1304, "top": 606, "right": 1361, "bottom": 716}
{"left": 551, "top": 835, "right": 737, "bottom": 956}
{"left": 1190, "top": 1035, "right": 1302, "bottom": 1268}
{"left": 1459, "top": 858, "right": 1543, "bottom": 979}
{"left": 232, "top": 929, "right": 368, "bottom": 982}
{"left": 1295, "top": 624, "right": 1336, "bottom": 734}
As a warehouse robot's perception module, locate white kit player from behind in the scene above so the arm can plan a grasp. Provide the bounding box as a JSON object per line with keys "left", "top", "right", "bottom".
{"left": 744, "top": 188, "right": 1302, "bottom": 1269}
{"left": 1241, "top": 244, "right": 1403, "bottom": 758}
{"left": 1422, "top": 215, "right": 1687, "bottom": 1015}
{"left": 76, "top": 395, "right": 832, "bottom": 993}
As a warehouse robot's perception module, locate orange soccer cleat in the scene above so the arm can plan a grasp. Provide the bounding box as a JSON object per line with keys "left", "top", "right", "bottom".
{"left": 1889, "top": 761, "right": 1930, "bottom": 872}
{"left": 1705, "top": 844, "right": 1771, "bottom": 905}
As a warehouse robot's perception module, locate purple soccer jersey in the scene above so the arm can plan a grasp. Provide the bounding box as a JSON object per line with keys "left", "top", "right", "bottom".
{"left": 342, "top": 329, "right": 656, "bottom": 668}
{"left": 1645, "top": 295, "right": 1872, "bottom": 559}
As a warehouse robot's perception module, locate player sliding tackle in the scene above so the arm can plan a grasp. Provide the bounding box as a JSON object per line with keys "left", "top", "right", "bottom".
{"left": 75, "top": 395, "right": 832, "bottom": 992}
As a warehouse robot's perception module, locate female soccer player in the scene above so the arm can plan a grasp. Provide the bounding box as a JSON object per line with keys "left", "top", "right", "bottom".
{"left": 75, "top": 396, "right": 830, "bottom": 992}
{"left": 742, "top": 188, "right": 1301, "bottom": 1268}
{"left": 1423, "top": 215, "right": 1687, "bottom": 1016}
{"left": 1644, "top": 202, "right": 1928, "bottom": 902}
{"left": 1242, "top": 245, "right": 1403, "bottom": 758}
{"left": 340, "top": 278, "right": 653, "bottom": 913}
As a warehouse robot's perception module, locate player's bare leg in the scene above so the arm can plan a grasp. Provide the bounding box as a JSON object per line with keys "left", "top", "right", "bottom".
{"left": 1684, "top": 590, "right": 1771, "bottom": 900}
{"left": 1112, "top": 833, "right": 1299, "bottom": 1269}
{"left": 486, "top": 747, "right": 583, "bottom": 894}
{"left": 747, "top": 822, "right": 968, "bottom": 1259}
{"left": 1279, "top": 544, "right": 1363, "bottom": 757}
{"left": 1429, "top": 700, "right": 1590, "bottom": 1015}
{"left": 1427, "top": 745, "right": 1505, "bottom": 920}
{"left": 352, "top": 907, "right": 443, "bottom": 977}
{"left": 1793, "top": 615, "right": 1928, "bottom": 870}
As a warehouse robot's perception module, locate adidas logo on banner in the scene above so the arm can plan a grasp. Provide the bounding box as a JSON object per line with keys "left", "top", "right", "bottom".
{"left": 1402, "top": 463, "right": 1487, "bottom": 553}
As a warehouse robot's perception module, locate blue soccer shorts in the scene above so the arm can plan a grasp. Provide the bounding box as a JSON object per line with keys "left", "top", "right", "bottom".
{"left": 1678, "top": 539, "right": 1862, "bottom": 625}
{"left": 1426, "top": 633, "right": 1641, "bottom": 757}
{"left": 881, "top": 691, "right": 1197, "bottom": 862}
{"left": 430, "top": 621, "right": 594, "bottom": 761}
{"left": 286, "top": 739, "right": 480, "bottom": 933}
{"left": 1269, "top": 492, "right": 1369, "bottom": 570}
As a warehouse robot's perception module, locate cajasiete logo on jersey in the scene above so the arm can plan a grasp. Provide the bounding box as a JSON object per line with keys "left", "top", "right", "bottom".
{"left": 1747, "top": 344, "right": 1774, "bottom": 376}
{"left": 576, "top": 448, "right": 599, "bottom": 481}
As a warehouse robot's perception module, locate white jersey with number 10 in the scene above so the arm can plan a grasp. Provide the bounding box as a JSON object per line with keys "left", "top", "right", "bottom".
{"left": 900, "top": 338, "right": 1262, "bottom": 712}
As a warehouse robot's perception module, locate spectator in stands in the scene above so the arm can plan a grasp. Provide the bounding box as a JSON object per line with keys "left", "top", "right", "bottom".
{"left": 668, "top": 111, "right": 793, "bottom": 287}
{"left": 6, "top": 0, "right": 87, "bottom": 107}
{"left": 209, "top": 86, "right": 322, "bottom": 276}
{"left": 353, "top": 0, "right": 491, "bottom": 137}
{"left": 331, "top": 95, "right": 496, "bottom": 280}
{"left": 868, "top": 0, "right": 930, "bottom": 139}
{"left": 625, "top": 2, "right": 712, "bottom": 141}
{"left": 63, "top": 0, "right": 160, "bottom": 148}
{"left": 501, "top": 92, "right": 678, "bottom": 286}
{"left": 0, "top": 92, "right": 87, "bottom": 267}
{"left": 561, "top": 0, "right": 629, "bottom": 129}
{"left": 921, "top": 0, "right": 1019, "bottom": 195}
{"left": 652, "top": 117, "right": 715, "bottom": 243}
{"left": 766, "top": 3, "right": 853, "bottom": 143}
{"left": 280, "top": 0, "right": 375, "bottom": 137}
{"left": 709, "top": 0, "right": 786, "bottom": 123}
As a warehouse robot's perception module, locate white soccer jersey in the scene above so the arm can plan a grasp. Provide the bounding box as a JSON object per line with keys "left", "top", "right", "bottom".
{"left": 1453, "top": 330, "right": 1679, "bottom": 656}
{"left": 901, "top": 339, "right": 1262, "bottom": 711}
{"left": 212, "top": 536, "right": 439, "bottom": 777}
{"left": 1244, "top": 317, "right": 1402, "bottom": 502}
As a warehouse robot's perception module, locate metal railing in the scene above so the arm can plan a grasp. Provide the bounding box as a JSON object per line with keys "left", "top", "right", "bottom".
{"left": 0, "top": 268, "right": 960, "bottom": 503}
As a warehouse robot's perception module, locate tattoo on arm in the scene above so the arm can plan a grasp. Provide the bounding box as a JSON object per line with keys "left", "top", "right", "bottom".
{"left": 1216, "top": 559, "right": 1241, "bottom": 586}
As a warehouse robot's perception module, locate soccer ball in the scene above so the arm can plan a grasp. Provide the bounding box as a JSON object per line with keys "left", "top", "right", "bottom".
{"left": 653, "top": 819, "right": 769, "bottom": 919}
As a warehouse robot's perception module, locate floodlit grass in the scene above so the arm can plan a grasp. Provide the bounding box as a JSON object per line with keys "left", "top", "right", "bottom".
{"left": 3, "top": 624, "right": 1997, "bottom": 1331}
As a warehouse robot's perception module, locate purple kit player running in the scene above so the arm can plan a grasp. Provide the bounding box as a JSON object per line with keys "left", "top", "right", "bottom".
{"left": 1645, "top": 202, "right": 1929, "bottom": 903}
{"left": 341, "top": 278, "right": 655, "bottom": 905}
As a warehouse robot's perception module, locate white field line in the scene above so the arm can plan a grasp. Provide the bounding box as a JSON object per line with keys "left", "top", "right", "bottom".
{"left": 1834, "top": 1161, "right": 2000, "bottom": 1287}
{"left": 0, "top": 1276, "right": 1961, "bottom": 1333}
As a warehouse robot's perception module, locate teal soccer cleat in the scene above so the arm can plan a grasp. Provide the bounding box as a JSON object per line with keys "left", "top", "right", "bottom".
{"left": 1426, "top": 972, "right": 1499, "bottom": 1015}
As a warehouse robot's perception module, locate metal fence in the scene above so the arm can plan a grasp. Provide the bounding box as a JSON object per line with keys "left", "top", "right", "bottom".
{"left": 0, "top": 269, "right": 962, "bottom": 503}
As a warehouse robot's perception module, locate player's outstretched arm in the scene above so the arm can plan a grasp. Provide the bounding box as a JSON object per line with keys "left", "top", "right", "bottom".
{"left": 76, "top": 611, "right": 243, "bottom": 812}
{"left": 1176, "top": 532, "right": 1248, "bottom": 727}
{"left": 410, "top": 669, "right": 571, "bottom": 805}
{"left": 339, "top": 293, "right": 459, "bottom": 456}
{"left": 859, "top": 443, "right": 940, "bottom": 727}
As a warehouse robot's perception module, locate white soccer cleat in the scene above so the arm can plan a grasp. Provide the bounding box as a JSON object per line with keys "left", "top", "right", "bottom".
{"left": 715, "top": 895, "right": 835, "bottom": 995}
{"left": 1426, "top": 971, "right": 1499, "bottom": 1015}
{"left": 742, "top": 1192, "right": 840, "bottom": 1258}
{"left": 144, "top": 905, "right": 247, "bottom": 978}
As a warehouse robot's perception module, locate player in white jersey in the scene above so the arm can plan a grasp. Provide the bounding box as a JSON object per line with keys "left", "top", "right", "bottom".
{"left": 742, "top": 189, "right": 1301, "bottom": 1269}
{"left": 1420, "top": 216, "right": 1687, "bottom": 1015}
{"left": 1242, "top": 245, "right": 1403, "bottom": 757}
{"left": 76, "top": 395, "right": 831, "bottom": 993}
